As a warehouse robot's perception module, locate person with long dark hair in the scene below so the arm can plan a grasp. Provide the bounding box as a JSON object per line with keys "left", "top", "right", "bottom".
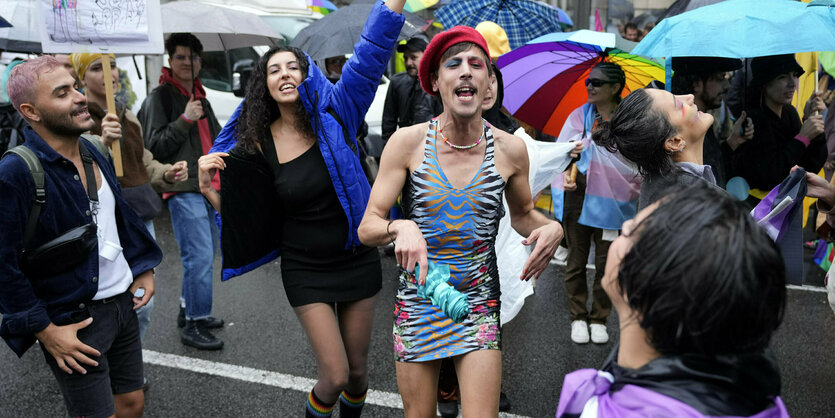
{"left": 197, "top": 1, "right": 406, "bottom": 416}
{"left": 553, "top": 61, "right": 640, "bottom": 345}
{"left": 594, "top": 88, "right": 719, "bottom": 209}
{"left": 557, "top": 183, "right": 789, "bottom": 417}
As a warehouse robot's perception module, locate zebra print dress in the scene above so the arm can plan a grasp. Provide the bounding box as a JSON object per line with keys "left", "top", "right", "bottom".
{"left": 393, "top": 118, "right": 506, "bottom": 362}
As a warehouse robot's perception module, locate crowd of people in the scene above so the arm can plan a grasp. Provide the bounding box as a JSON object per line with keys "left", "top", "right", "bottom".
{"left": 1, "top": 0, "right": 834, "bottom": 417}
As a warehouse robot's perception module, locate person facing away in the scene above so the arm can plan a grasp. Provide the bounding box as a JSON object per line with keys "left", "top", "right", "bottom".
{"left": 358, "top": 25, "right": 564, "bottom": 417}
{"left": 138, "top": 32, "right": 225, "bottom": 350}
{"left": 557, "top": 183, "right": 789, "bottom": 418}
{"left": 198, "top": 1, "right": 408, "bottom": 416}
{"left": 0, "top": 55, "right": 161, "bottom": 418}
{"left": 670, "top": 56, "right": 754, "bottom": 187}
{"left": 70, "top": 52, "right": 188, "bottom": 346}
{"left": 382, "top": 36, "right": 429, "bottom": 142}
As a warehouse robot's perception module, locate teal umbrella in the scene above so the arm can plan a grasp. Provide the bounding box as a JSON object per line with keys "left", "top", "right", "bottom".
{"left": 634, "top": 0, "right": 835, "bottom": 58}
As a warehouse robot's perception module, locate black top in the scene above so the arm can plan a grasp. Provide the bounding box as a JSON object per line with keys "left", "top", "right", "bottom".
{"left": 731, "top": 105, "right": 826, "bottom": 191}
{"left": 382, "top": 71, "right": 431, "bottom": 141}
{"left": 269, "top": 144, "right": 352, "bottom": 265}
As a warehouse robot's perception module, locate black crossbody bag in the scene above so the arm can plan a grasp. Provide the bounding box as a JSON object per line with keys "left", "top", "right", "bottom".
{"left": 9, "top": 142, "right": 100, "bottom": 279}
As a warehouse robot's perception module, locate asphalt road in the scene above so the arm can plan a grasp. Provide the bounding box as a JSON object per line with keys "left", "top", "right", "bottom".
{"left": 1, "top": 209, "right": 834, "bottom": 417}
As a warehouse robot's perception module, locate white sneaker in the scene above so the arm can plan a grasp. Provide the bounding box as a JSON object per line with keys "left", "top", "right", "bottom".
{"left": 570, "top": 320, "right": 589, "bottom": 344}
{"left": 590, "top": 324, "right": 609, "bottom": 344}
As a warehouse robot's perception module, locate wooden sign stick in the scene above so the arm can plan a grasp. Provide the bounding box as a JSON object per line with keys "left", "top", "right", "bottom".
{"left": 100, "top": 54, "right": 123, "bottom": 176}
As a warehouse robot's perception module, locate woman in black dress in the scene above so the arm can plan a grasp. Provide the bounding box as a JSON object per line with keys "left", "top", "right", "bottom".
{"left": 197, "top": 1, "right": 407, "bottom": 416}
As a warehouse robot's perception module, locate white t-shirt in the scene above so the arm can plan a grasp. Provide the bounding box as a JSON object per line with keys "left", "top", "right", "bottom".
{"left": 92, "top": 166, "right": 133, "bottom": 300}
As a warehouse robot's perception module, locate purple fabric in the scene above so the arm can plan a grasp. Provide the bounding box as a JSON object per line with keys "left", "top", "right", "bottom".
{"left": 557, "top": 368, "right": 791, "bottom": 418}
{"left": 751, "top": 185, "right": 793, "bottom": 242}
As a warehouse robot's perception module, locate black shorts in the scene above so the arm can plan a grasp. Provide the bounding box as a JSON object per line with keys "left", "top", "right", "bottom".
{"left": 42, "top": 291, "right": 144, "bottom": 418}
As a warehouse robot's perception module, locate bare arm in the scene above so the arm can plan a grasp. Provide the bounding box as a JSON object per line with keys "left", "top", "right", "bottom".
{"left": 499, "top": 133, "right": 564, "bottom": 280}
{"left": 358, "top": 124, "right": 429, "bottom": 284}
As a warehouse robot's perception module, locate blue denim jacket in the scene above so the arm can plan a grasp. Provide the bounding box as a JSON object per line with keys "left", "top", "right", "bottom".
{"left": 0, "top": 127, "right": 162, "bottom": 357}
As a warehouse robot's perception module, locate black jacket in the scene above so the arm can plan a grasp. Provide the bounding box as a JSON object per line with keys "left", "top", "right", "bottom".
{"left": 731, "top": 105, "right": 826, "bottom": 191}
{"left": 382, "top": 71, "right": 428, "bottom": 141}
{"left": 137, "top": 83, "right": 221, "bottom": 193}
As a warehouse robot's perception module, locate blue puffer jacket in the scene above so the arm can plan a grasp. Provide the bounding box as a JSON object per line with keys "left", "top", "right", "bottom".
{"left": 211, "top": 1, "right": 402, "bottom": 252}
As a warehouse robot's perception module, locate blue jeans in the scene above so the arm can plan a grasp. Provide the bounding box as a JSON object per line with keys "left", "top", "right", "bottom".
{"left": 167, "top": 193, "right": 218, "bottom": 321}
{"left": 136, "top": 220, "right": 156, "bottom": 341}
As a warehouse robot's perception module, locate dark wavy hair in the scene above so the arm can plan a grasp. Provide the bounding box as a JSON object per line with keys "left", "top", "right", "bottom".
{"left": 593, "top": 88, "right": 678, "bottom": 178}
{"left": 617, "top": 183, "right": 786, "bottom": 355}
{"left": 237, "top": 46, "right": 315, "bottom": 153}
{"left": 165, "top": 33, "right": 203, "bottom": 57}
{"left": 593, "top": 61, "right": 626, "bottom": 101}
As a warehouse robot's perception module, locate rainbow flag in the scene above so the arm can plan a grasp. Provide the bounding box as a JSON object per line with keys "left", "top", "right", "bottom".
{"left": 405, "top": 0, "right": 439, "bottom": 13}
{"left": 307, "top": 0, "right": 337, "bottom": 15}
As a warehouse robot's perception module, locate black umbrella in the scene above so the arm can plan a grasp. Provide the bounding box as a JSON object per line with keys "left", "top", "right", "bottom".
{"left": 658, "top": 0, "right": 724, "bottom": 21}
{"left": 291, "top": 4, "right": 424, "bottom": 60}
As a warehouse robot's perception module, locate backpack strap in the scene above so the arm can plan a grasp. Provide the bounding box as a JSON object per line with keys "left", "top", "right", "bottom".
{"left": 2, "top": 146, "right": 45, "bottom": 250}
{"left": 81, "top": 133, "right": 113, "bottom": 163}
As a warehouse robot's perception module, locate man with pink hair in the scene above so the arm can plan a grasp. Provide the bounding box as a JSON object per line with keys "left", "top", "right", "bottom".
{"left": 0, "top": 55, "right": 161, "bottom": 417}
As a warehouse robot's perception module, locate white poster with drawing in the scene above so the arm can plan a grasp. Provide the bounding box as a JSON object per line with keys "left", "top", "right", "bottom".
{"left": 39, "top": 0, "right": 163, "bottom": 54}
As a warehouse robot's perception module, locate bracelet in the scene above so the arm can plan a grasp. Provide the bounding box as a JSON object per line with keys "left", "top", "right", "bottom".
{"left": 181, "top": 113, "right": 193, "bottom": 123}
{"left": 386, "top": 219, "right": 396, "bottom": 246}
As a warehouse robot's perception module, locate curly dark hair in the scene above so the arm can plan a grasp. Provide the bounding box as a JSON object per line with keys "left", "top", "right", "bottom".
{"left": 237, "top": 46, "right": 316, "bottom": 153}
{"left": 616, "top": 183, "right": 786, "bottom": 355}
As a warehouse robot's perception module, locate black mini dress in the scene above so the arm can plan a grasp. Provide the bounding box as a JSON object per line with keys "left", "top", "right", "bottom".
{"left": 266, "top": 142, "right": 381, "bottom": 307}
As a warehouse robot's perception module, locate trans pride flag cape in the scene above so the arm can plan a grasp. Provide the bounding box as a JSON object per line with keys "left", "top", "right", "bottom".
{"left": 551, "top": 104, "right": 641, "bottom": 230}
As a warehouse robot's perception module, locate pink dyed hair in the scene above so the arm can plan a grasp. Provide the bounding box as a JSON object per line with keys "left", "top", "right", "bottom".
{"left": 7, "top": 55, "right": 63, "bottom": 113}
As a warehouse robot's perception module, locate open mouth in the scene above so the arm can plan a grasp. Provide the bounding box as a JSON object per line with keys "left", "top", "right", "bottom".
{"left": 279, "top": 83, "right": 296, "bottom": 93}
{"left": 72, "top": 106, "right": 90, "bottom": 119}
{"left": 454, "top": 85, "right": 477, "bottom": 101}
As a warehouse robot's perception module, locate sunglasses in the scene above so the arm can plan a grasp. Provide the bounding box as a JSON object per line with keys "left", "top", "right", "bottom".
{"left": 585, "top": 78, "right": 613, "bottom": 87}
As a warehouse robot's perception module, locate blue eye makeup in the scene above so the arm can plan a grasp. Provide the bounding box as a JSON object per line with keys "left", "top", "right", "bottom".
{"left": 443, "top": 58, "right": 462, "bottom": 68}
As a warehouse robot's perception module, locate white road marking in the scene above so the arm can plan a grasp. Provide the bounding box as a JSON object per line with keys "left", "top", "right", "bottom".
{"left": 786, "top": 284, "right": 828, "bottom": 293}
{"left": 143, "top": 349, "right": 530, "bottom": 418}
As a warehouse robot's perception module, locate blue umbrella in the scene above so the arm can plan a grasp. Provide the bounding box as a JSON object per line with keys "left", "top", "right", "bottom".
{"left": 634, "top": 0, "right": 835, "bottom": 58}
{"left": 434, "top": 0, "right": 573, "bottom": 49}
{"left": 0, "top": 16, "right": 11, "bottom": 29}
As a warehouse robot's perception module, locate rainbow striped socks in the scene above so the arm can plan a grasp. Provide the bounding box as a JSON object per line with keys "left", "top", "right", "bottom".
{"left": 305, "top": 389, "right": 336, "bottom": 418}
{"left": 338, "top": 388, "right": 367, "bottom": 418}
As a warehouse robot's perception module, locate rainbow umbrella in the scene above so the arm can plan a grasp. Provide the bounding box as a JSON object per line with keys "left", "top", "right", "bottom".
{"left": 497, "top": 30, "right": 664, "bottom": 137}
{"left": 307, "top": 0, "right": 337, "bottom": 15}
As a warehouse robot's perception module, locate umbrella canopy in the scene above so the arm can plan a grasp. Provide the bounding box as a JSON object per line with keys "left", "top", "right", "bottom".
{"left": 0, "top": 16, "right": 11, "bottom": 29}
{"left": 497, "top": 30, "right": 664, "bottom": 137}
{"left": 291, "top": 4, "right": 424, "bottom": 60}
{"left": 434, "top": 0, "right": 572, "bottom": 49}
{"left": 404, "top": 0, "right": 439, "bottom": 13}
{"left": 634, "top": 0, "right": 835, "bottom": 58}
{"left": 161, "top": 1, "right": 284, "bottom": 51}
{"left": 0, "top": 0, "right": 40, "bottom": 53}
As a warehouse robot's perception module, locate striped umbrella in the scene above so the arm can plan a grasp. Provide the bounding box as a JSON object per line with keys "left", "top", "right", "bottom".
{"left": 435, "top": 0, "right": 572, "bottom": 49}
{"left": 497, "top": 30, "right": 664, "bottom": 137}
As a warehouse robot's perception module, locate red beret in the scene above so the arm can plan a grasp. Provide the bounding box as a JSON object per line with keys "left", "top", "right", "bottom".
{"left": 418, "top": 26, "right": 491, "bottom": 96}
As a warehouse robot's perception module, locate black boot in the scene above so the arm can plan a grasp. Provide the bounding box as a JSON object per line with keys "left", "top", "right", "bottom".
{"left": 181, "top": 320, "right": 223, "bottom": 350}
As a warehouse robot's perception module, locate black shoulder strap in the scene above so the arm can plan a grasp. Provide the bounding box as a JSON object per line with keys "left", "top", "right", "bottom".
{"left": 2, "top": 146, "right": 45, "bottom": 250}
{"left": 81, "top": 134, "right": 113, "bottom": 163}
{"left": 327, "top": 108, "right": 357, "bottom": 156}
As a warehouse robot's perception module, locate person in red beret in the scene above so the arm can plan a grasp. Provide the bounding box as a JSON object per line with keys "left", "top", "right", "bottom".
{"left": 359, "top": 26, "right": 564, "bottom": 417}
